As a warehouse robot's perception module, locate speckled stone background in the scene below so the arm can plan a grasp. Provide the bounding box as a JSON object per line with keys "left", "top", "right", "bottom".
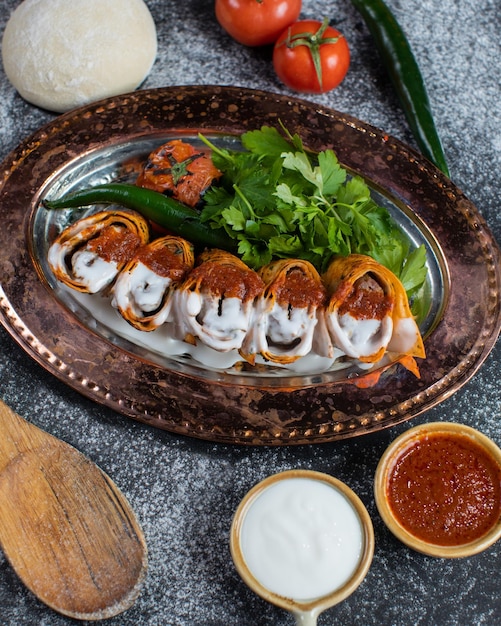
{"left": 0, "top": 1, "right": 500, "bottom": 625}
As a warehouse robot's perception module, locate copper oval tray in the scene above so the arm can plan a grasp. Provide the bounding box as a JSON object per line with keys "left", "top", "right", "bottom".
{"left": 0, "top": 86, "right": 499, "bottom": 445}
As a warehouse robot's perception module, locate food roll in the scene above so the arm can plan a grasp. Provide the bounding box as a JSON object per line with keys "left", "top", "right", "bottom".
{"left": 111, "top": 235, "right": 195, "bottom": 331}
{"left": 47, "top": 210, "right": 150, "bottom": 293}
{"left": 172, "top": 249, "right": 264, "bottom": 352}
{"left": 240, "top": 259, "right": 327, "bottom": 364}
{"left": 322, "top": 254, "right": 425, "bottom": 365}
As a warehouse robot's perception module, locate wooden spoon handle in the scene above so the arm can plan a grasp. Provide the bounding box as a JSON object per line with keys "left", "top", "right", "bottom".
{"left": 0, "top": 399, "right": 148, "bottom": 619}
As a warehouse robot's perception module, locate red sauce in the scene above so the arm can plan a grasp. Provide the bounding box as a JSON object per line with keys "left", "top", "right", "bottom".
{"left": 135, "top": 244, "right": 192, "bottom": 280}
{"left": 338, "top": 273, "right": 393, "bottom": 320}
{"left": 87, "top": 226, "right": 142, "bottom": 264}
{"left": 387, "top": 432, "right": 501, "bottom": 546}
{"left": 273, "top": 268, "right": 326, "bottom": 308}
{"left": 189, "top": 262, "right": 264, "bottom": 300}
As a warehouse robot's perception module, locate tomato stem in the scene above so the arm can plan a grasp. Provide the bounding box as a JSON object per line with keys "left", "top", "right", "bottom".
{"left": 170, "top": 156, "right": 196, "bottom": 185}
{"left": 279, "top": 18, "right": 341, "bottom": 90}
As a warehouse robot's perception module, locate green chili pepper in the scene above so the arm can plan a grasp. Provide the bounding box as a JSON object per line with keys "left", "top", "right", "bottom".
{"left": 350, "top": 0, "right": 450, "bottom": 177}
{"left": 43, "top": 183, "right": 238, "bottom": 252}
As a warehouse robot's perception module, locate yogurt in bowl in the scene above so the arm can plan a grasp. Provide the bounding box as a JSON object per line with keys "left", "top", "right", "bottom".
{"left": 230, "top": 469, "right": 374, "bottom": 625}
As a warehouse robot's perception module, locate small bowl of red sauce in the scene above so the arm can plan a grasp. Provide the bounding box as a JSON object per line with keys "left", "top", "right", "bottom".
{"left": 374, "top": 422, "right": 501, "bottom": 558}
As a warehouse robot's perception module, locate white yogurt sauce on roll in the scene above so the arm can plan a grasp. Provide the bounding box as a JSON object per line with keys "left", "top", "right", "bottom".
{"left": 70, "top": 248, "right": 120, "bottom": 293}
{"left": 174, "top": 291, "right": 252, "bottom": 352}
{"left": 239, "top": 477, "right": 364, "bottom": 601}
{"left": 328, "top": 311, "right": 393, "bottom": 360}
{"left": 266, "top": 302, "right": 315, "bottom": 345}
{"left": 48, "top": 243, "right": 120, "bottom": 294}
{"left": 61, "top": 288, "right": 359, "bottom": 375}
{"left": 113, "top": 262, "right": 172, "bottom": 313}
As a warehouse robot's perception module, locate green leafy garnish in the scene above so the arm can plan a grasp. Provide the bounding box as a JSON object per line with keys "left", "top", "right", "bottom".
{"left": 199, "top": 125, "right": 427, "bottom": 300}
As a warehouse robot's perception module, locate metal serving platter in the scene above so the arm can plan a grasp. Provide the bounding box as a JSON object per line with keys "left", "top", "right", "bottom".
{"left": 0, "top": 86, "right": 499, "bottom": 444}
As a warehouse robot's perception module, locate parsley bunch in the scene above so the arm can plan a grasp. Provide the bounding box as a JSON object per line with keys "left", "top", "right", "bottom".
{"left": 199, "top": 125, "right": 427, "bottom": 300}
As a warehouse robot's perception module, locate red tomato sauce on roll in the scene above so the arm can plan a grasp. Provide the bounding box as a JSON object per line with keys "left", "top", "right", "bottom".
{"left": 86, "top": 226, "right": 143, "bottom": 264}
{"left": 338, "top": 273, "right": 393, "bottom": 320}
{"left": 135, "top": 243, "right": 192, "bottom": 279}
{"left": 274, "top": 268, "right": 326, "bottom": 309}
{"left": 386, "top": 431, "right": 501, "bottom": 546}
{"left": 188, "top": 261, "right": 264, "bottom": 301}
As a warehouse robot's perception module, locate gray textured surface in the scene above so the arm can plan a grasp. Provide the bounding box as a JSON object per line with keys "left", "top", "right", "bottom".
{"left": 0, "top": 0, "right": 500, "bottom": 624}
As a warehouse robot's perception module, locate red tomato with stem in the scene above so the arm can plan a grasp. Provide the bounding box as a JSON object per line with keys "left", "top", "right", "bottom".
{"left": 273, "top": 18, "right": 350, "bottom": 93}
{"left": 215, "top": 0, "right": 302, "bottom": 47}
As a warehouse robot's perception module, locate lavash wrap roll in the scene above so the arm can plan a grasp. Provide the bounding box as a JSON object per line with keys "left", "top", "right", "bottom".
{"left": 322, "top": 254, "right": 425, "bottom": 368}
{"left": 47, "top": 210, "right": 150, "bottom": 294}
{"left": 112, "top": 235, "right": 195, "bottom": 331}
{"left": 171, "top": 249, "right": 265, "bottom": 352}
{"left": 240, "top": 258, "right": 327, "bottom": 365}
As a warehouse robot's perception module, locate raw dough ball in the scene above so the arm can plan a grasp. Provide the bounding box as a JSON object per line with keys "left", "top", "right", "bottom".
{"left": 1, "top": 0, "right": 157, "bottom": 112}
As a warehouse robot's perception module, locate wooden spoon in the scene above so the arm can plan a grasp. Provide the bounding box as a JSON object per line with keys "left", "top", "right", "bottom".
{"left": 0, "top": 398, "right": 148, "bottom": 620}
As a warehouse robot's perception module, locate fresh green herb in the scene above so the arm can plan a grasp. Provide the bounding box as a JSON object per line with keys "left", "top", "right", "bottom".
{"left": 199, "top": 125, "right": 427, "bottom": 296}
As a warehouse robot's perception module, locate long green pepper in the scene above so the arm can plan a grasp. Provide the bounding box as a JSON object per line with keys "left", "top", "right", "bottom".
{"left": 350, "top": 0, "right": 450, "bottom": 177}
{"left": 44, "top": 183, "right": 238, "bottom": 253}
